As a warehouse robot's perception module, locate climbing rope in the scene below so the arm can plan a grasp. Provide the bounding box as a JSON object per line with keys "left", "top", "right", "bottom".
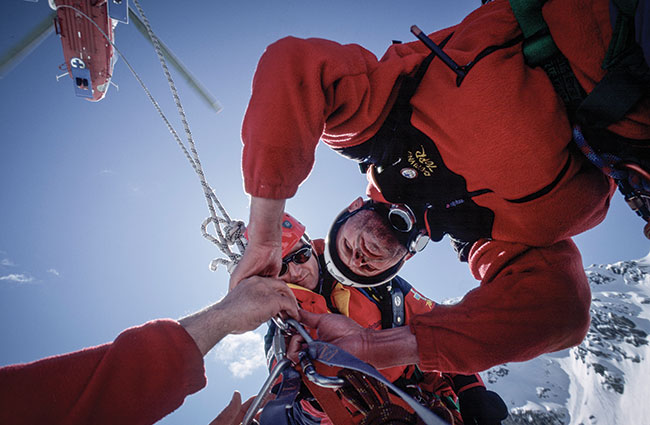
{"left": 131, "top": 0, "right": 247, "bottom": 271}
{"left": 55, "top": 2, "right": 247, "bottom": 272}
{"left": 573, "top": 126, "right": 650, "bottom": 238}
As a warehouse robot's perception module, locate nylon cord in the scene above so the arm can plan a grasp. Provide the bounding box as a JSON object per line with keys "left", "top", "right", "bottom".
{"left": 55, "top": 3, "right": 245, "bottom": 270}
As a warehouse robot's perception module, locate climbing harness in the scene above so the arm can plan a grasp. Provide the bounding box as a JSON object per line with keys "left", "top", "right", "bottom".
{"left": 245, "top": 318, "right": 448, "bottom": 425}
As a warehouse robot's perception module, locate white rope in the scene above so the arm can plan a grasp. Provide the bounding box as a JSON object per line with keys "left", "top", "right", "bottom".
{"left": 56, "top": 2, "right": 246, "bottom": 272}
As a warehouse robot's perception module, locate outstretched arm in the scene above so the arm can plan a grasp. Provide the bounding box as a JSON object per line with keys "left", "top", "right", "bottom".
{"left": 292, "top": 239, "right": 590, "bottom": 375}
{"left": 182, "top": 274, "right": 299, "bottom": 354}
{"left": 295, "top": 309, "right": 420, "bottom": 370}
{"left": 410, "top": 238, "right": 591, "bottom": 374}
{"left": 0, "top": 276, "right": 298, "bottom": 425}
{"left": 236, "top": 37, "right": 428, "bottom": 288}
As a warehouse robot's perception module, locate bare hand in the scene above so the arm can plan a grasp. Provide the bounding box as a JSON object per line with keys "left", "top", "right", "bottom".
{"left": 208, "top": 391, "right": 255, "bottom": 425}
{"left": 229, "top": 242, "right": 283, "bottom": 290}
{"left": 179, "top": 276, "right": 299, "bottom": 355}
{"left": 229, "top": 197, "right": 286, "bottom": 290}
{"left": 222, "top": 276, "right": 299, "bottom": 334}
{"left": 288, "top": 310, "right": 372, "bottom": 362}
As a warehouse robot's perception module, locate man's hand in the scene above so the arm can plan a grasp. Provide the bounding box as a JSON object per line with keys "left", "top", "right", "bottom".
{"left": 221, "top": 276, "right": 299, "bottom": 334}
{"left": 208, "top": 391, "right": 255, "bottom": 425}
{"left": 230, "top": 242, "right": 283, "bottom": 290}
{"left": 290, "top": 309, "right": 420, "bottom": 370}
{"left": 179, "top": 276, "right": 298, "bottom": 356}
{"left": 288, "top": 310, "right": 372, "bottom": 362}
{"left": 229, "top": 197, "right": 286, "bottom": 290}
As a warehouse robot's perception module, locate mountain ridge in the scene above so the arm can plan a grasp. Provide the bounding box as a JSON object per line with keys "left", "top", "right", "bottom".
{"left": 482, "top": 253, "right": 650, "bottom": 425}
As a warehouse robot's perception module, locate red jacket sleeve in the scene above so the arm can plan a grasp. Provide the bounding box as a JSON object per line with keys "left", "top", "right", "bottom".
{"left": 409, "top": 238, "right": 591, "bottom": 374}
{"left": 0, "top": 319, "right": 206, "bottom": 425}
{"left": 242, "top": 36, "right": 430, "bottom": 199}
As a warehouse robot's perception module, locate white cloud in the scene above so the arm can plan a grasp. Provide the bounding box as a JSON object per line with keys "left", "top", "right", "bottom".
{"left": 47, "top": 268, "right": 60, "bottom": 276}
{"left": 0, "top": 274, "right": 34, "bottom": 283}
{"left": 213, "top": 331, "right": 266, "bottom": 378}
{"left": 1, "top": 258, "right": 15, "bottom": 267}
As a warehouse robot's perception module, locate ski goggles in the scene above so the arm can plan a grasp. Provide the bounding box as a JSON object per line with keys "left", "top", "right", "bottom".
{"left": 279, "top": 245, "right": 313, "bottom": 277}
{"left": 382, "top": 204, "right": 415, "bottom": 233}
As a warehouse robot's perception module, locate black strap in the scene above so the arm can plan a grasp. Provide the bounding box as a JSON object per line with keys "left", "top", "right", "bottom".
{"left": 577, "top": 43, "right": 650, "bottom": 128}
{"left": 510, "top": 0, "right": 649, "bottom": 129}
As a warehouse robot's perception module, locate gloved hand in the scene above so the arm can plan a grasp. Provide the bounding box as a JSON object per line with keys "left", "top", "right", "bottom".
{"left": 458, "top": 386, "right": 508, "bottom": 425}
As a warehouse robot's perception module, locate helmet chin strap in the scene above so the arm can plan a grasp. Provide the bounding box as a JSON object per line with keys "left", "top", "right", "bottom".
{"left": 323, "top": 205, "right": 406, "bottom": 288}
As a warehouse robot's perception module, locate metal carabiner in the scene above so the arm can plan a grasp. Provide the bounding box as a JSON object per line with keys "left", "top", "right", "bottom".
{"left": 271, "top": 315, "right": 289, "bottom": 332}
{"left": 285, "top": 319, "right": 345, "bottom": 388}
{"left": 285, "top": 318, "right": 313, "bottom": 343}
{"left": 242, "top": 356, "right": 293, "bottom": 425}
{"left": 299, "top": 351, "right": 345, "bottom": 389}
{"left": 242, "top": 318, "right": 344, "bottom": 425}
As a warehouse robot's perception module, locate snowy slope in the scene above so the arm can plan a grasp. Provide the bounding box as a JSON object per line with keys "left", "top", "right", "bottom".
{"left": 482, "top": 253, "right": 650, "bottom": 425}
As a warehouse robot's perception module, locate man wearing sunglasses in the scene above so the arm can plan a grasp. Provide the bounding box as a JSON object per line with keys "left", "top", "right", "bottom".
{"left": 263, "top": 212, "right": 508, "bottom": 425}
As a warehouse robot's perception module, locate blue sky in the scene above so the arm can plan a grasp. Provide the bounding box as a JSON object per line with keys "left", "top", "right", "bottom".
{"left": 1, "top": 1, "right": 648, "bottom": 423}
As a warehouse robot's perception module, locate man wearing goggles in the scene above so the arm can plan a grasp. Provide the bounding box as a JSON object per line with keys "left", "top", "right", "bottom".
{"left": 266, "top": 212, "right": 507, "bottom": 425}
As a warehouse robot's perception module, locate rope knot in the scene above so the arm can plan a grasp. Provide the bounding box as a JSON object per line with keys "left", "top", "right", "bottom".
{"left": 224, "top": 220, "right": 246, "bottom": 244}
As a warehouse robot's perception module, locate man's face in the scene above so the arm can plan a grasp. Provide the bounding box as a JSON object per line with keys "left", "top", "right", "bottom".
{"left": 335, "top": 209, "right": 406, "bottom": 277}
{"left": 279, "top": 240, "right": 320, "bottom": 290}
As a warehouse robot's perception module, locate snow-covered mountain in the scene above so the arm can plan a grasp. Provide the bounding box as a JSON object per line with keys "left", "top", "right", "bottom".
{"left": 482, "top": 253, "right": 650, "bottom": 425}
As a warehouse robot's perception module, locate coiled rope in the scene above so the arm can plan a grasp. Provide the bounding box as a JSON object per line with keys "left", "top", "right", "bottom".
{"left": 55, "top": 1, "right": 246, "bottom": 273}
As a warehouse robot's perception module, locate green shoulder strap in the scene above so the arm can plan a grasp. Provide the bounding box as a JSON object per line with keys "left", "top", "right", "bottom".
{"left": 509, "top": 0, "right": 585, "bottom": 114}
{"left": 509, "top": 0, "right": 648, "bottom": 128}
{"left": 508, "top": 0, "right": 556, "bottom": 67}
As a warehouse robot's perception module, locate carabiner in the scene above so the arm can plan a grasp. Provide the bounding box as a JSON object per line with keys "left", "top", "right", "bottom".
{"left": 299, "top": 351, "right": 345, "bottom": 389}
{"left": 271, "top": 315, "right": 289, "bottom": 332}
{"left": 285, "top": 318, "right": 313, "bottom": 343}
{"left": 242, "top": 357, "right": 292, "bottom": 425}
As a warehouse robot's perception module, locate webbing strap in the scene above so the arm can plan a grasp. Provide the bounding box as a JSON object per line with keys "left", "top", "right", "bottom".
{"left": 304, "top": 341, "right": 448, "bottom": 425}
{"left": 259, "top": 367, "right": 302, "bottom": 425}
{"left": 604, "top": 0, "right": 640, "bottom": 68}
{"left": 508, "top": 0, "right": 556, "bottom": 66}
{"left": 510, "top": 0, "right": 649, "bottom": 129}
{"left": 259, "top": 340, "right": 447, "bottom": 424}
{"left": 301, "top": 365, "right": 357, "bottom": 425}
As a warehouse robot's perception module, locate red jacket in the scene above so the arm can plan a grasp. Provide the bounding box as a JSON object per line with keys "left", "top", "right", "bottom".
{"left": 240, "top": 0, "right": 650, "bottom": 245}
{"left": 0, "top": 320, "right": 206, "bottom": 425}
{"left": 241, "top": 0, "right": 625, "bottom": 372}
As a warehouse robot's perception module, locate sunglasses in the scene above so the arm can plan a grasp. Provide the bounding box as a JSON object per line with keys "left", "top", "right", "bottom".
{"left": 279, "top": 245, "right": 313, "bottom": 276}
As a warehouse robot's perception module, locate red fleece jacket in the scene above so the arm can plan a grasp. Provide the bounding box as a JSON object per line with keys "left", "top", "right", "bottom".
{"left": 241, "top": 0, "right": 650, "bottom": 245}
{"left": 0, "top": 319, "right": 206, "bottom": 425}
{"left": 410, "top": 238, "right": 591, "bottom": 373}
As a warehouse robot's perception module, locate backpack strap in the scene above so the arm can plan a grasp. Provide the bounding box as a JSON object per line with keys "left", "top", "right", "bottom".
{"left": 509, "top": 0, "right": 650, "bottom": 128}
{"left": 508, "top": 0, "right": 555, "bottom": 66}
{"left": 578, "top": 0, "right": 650, "bottom": 128}
{"left": 509, "top": 0, "right": 586, "bottom": 116}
